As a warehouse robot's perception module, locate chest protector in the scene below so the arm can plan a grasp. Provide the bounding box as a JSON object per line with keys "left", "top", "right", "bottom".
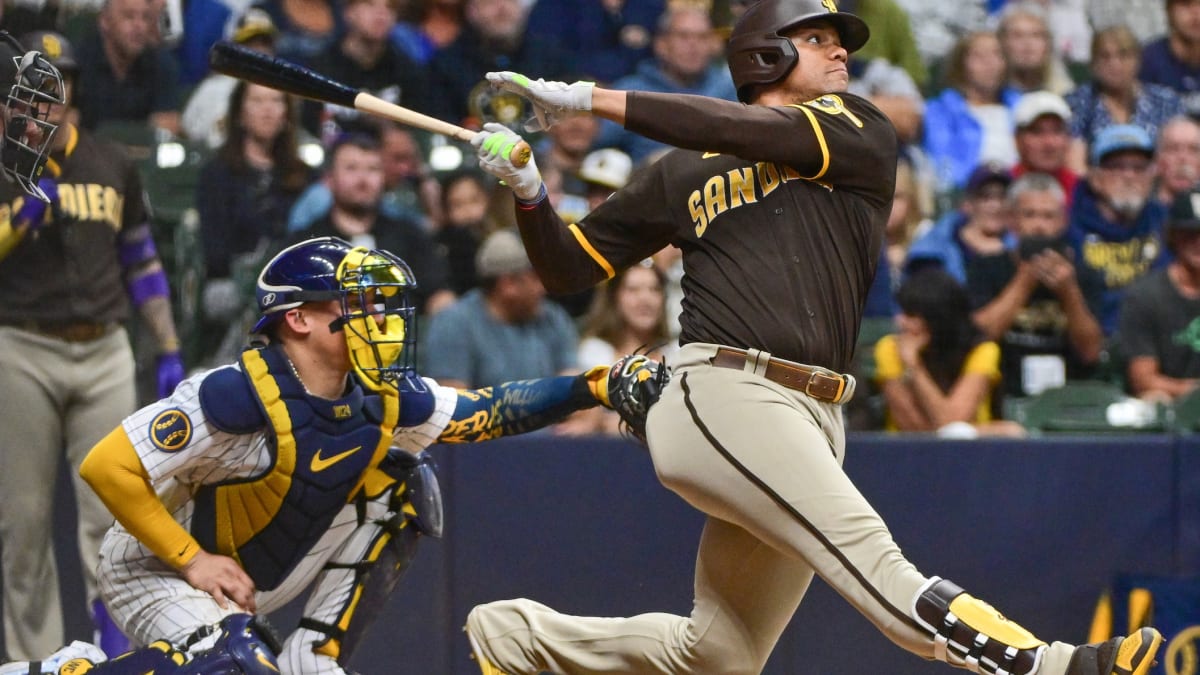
{"left": 191, "top": 346, "right": 399, "bottom": 590}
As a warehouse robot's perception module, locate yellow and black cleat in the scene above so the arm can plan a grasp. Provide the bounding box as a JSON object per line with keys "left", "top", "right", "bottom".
{"left": 1067, "top": 626, "right": 1163, "bottom": 675}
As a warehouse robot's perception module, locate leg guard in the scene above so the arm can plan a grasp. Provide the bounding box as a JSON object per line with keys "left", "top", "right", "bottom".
{"left": 913, "top": 577, "right": 1047, "bottom": 675}
{"left": 300, "top": 451, "right": 442, "bottom": 665}
{"left": 177, "top": 614, "right": 282, "bottom": 675}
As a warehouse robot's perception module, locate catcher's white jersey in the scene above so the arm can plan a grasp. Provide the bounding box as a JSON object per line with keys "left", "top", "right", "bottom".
{"left": 95, "top": 364, "right": 458, "bottom": 674}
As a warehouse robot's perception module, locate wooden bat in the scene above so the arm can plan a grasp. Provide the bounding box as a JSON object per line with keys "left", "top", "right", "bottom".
{"left": 208, "top": 41, "right": 531, "bottom": 167}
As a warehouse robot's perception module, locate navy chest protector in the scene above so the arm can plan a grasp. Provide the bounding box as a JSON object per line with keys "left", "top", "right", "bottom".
{"left": 191, "top": 346, "right": 399, "bottom": 590}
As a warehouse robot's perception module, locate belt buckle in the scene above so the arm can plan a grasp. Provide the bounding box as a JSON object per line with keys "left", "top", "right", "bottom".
{"left": 805, "top": 370, "right": 843, "bottom": 402}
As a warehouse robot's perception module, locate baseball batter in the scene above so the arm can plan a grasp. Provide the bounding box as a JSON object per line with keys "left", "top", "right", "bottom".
{"left": 15, "top": 236, "right": 653, "bottom": 675}
{"left": 466, "top": 1, "right": 1163, "bottom": 674}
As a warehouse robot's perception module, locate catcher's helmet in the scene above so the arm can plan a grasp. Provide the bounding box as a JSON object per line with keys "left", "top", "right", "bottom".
{"left": 0, "top": 30, "right": 63, "bottom": 202}
{"left": 253, "top": 237, "right": 420, "bottom": 391}
{"left": 727, "top": 0, "right": 869, "bottom": 102}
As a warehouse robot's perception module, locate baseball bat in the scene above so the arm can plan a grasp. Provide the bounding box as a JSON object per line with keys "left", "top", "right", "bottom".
{"left": 207, "top": 41, "right": 531, "bottom": 167}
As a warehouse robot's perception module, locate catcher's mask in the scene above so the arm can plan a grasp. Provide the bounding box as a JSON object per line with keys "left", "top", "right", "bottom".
{"left": 253, "top": 237, "right": 420, "bottom": 392}
{"left": 0, "top": 31, "right": 63, "bottom": 202}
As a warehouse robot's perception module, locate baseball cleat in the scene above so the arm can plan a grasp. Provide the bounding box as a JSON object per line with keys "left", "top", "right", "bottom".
{"left": 1066, "top": 627, "right": 1163, "bottom": 675}
{"left": 466, "top": 626, "right": 512, "bottom": 675}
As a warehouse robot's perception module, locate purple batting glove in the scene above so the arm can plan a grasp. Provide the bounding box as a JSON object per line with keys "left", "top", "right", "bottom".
{"left": 156, "top": 351, "right": 185, "bottom": 398}
{"left": 15, "top": 177, "right": 58, "bottom": 230}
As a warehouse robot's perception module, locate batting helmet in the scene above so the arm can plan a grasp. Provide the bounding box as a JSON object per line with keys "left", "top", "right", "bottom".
{"left": 0, "top": 30, "right": 63, "bottom": 202}
{"left": 727, "top": 0, "right": 870, "bottom": 102}
{"left": 253, "top": 237, "right": 420, "bottom": 390}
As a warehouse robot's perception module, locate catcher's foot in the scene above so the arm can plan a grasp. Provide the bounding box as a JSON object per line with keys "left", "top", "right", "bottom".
{"left": 1066, "top": 627, "right": 1163, "bottom": 675}
{"left": 466, "top": 626, "right": 511, "bottom": 675}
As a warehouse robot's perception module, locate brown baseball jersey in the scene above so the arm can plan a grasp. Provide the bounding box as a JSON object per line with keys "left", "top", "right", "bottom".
{"left": 515, "top": 90, "right": 897, "bottom": 373}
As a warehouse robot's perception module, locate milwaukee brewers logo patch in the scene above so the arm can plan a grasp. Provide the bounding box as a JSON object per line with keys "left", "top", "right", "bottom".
{"left": 802, "top": 95, "right": 863, "bottom": 128}
{"left": 150, "top": 409, "right": 192, "bottom": 452}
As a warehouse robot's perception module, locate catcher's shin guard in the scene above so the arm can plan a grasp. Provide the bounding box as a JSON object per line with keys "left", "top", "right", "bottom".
{"left": 303, "top": 451, "right": 442, "bottom": 665}
{"left": 179, "top": 614, "right": 282, "bottom": 674}
{"left": 913, "top": 577, "right": 1047, "bottom": 675}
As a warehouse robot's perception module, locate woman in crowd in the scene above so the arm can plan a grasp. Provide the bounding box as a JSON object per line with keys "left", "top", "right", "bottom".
{"left": 874, "top": 269, "right": 1024, "bottom": 437}
{"left": 559, "top": 261, "right": 674, "bottom": 436}
{"left": 195, "top": 81, "right": 314, "bottom": 364}
{"left": 923, "top": 30, "right": 1022, "bottom": 205}
{"left": 1064, "top": 25, "right": 1184, "bottom": 173}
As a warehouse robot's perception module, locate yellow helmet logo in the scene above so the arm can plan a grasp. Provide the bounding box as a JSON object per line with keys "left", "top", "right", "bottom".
{"left": 822, "top": 0, "right": 839, "bottom": 11}
{"left": 41, "top": 35, "right": 64, "bottom": 60}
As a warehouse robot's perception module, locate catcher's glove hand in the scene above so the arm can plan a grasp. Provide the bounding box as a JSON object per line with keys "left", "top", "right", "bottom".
{"left": 586, "top": 354, "right": 671, "bottom": 443}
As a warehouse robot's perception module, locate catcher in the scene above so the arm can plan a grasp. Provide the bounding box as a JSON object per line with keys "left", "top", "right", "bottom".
{"left": 1, "top": 236, "right": 666, "bottom": 675}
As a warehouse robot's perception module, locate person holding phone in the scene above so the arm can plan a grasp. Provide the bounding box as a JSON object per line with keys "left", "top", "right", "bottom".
{"left": 967, "top": 171, "right": 1105, "bottom": 399}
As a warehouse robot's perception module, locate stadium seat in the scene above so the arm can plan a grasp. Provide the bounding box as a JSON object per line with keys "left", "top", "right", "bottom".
{"left": 1008, "top": 381, "right": 1168, "bottom": 433}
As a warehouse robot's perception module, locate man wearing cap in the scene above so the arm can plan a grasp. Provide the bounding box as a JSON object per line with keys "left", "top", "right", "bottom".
{"left": 181, "top": 8, "right": 280, "bottom": 149}
{"left": 1067, "top": 123, "right": 1169, "bottom": 335}
{"left": 0, "top": 29, "right": 182, "bottom": 659}
{"left": 1012, "top": 90, "right": 1079, "bottom": 206}
{"left": 1140, "top": 0, "right": 1200, "bottom": 116}
{"left": 422, "top": 228, "right": 579, "bottom": 390}
{"left": 578, "top": 147, "right": 632, "bottom": 212}
{"left": 1116, "top": 187, "right": 1200, "bottom": 401}
{"left": 904, "top": 162, "right": 1014, "bottom": 284}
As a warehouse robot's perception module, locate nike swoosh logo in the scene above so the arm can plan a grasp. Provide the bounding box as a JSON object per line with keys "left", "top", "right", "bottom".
{"left": 310, "top": 446, "right": 362, "bottom": 472}
{"left": 702, "top": 152, "right": 721, "bottom": 158}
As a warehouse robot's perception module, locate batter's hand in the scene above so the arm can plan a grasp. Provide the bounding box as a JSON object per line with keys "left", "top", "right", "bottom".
{"left": 181, "top": 549, "right": 257, "bottom": 613}
{"left": 472, "top": 123, "right": 544, "bottom": 201}
{"left": 486, "top": 71, "right": 594, "bottom": 132}
{"left": 15, "top": 177, "right": 57, "bottom": 231}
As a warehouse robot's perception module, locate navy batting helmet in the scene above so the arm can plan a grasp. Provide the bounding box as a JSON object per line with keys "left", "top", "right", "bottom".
{"left": 0, "top": 30, "right": 64, "bottom": 202}
{"left": 253, "top": 237, "right": 420, "bottom": 390}
{"left": 727, "top": 0, "right": 869, "bottom": 102}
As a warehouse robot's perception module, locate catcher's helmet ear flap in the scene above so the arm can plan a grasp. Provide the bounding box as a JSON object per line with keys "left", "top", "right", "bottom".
{"left": 0, "top": 30, "right": 63, "bottom": 202}
{"left": 726, "top": 0, "right": 869, "bottom": 102}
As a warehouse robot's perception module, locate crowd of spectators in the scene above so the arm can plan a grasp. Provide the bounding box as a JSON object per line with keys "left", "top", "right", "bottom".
{"left": 4, "top": 0, "right": 1200, "bottom": 442}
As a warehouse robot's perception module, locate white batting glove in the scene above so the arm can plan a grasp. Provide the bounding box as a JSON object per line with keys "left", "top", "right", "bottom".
{"left": 472, "top": 122, "right": 544, "bottom": 201}
{"left": 486, "top": 71, "right": 595, "bottom": 132}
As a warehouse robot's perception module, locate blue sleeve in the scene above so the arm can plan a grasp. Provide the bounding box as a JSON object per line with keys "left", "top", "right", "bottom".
{"left": 438, "top": 376, "right": 598, "bottom": 443}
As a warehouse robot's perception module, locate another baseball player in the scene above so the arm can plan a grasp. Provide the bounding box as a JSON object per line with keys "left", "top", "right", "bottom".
{"left": 0, "top": 30, "right": 184, "bottom": 661}
{"left": 0, "top": 236, "right": 656, "bottom": 675}
{"left": 466, "top": 1, "right": 1163, "bottom": 674}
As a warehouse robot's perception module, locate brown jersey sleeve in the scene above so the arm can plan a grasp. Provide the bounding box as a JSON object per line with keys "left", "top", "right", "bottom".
{"left": 623, "top": 91, "right": 896, "bottom": 204}
{"left": 515, "top": 164, "right": 680, "bottom": 295}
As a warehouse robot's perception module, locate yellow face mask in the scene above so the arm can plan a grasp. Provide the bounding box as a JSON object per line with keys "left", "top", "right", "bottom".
{"left": 336, "top": 247, "right": 416, "bottom": 392}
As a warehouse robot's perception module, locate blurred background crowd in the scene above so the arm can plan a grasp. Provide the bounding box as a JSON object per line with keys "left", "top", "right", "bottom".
{"left": 3, "top": 0, "right": 1200, "bottom": 439}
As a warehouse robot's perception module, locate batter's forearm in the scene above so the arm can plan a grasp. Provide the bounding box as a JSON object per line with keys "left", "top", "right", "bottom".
{"left": 590, "top": 88, "right": 627, "bottom": 126}
{"left": 136, "top": 293, "right": 181, "bottom": 354}
{"left": 515, "top": 199, "right": 611, "bottom": 294}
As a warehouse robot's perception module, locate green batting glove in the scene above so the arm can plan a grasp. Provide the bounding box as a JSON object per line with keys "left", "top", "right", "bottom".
{"left": 486, "top": 71, "right": 595, "bottom": 132}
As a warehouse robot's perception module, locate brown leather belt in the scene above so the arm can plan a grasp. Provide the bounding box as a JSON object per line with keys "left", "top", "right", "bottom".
{"left": 4, "top": 320, "right": 114, "bottom": 342}
{"left": 710, "top": 347, "right": 848, "bottom": 403}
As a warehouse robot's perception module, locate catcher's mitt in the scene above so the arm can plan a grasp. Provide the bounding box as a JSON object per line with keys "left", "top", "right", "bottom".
{"left": 602, "top": 354, "right": 671, "bottom": 443}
